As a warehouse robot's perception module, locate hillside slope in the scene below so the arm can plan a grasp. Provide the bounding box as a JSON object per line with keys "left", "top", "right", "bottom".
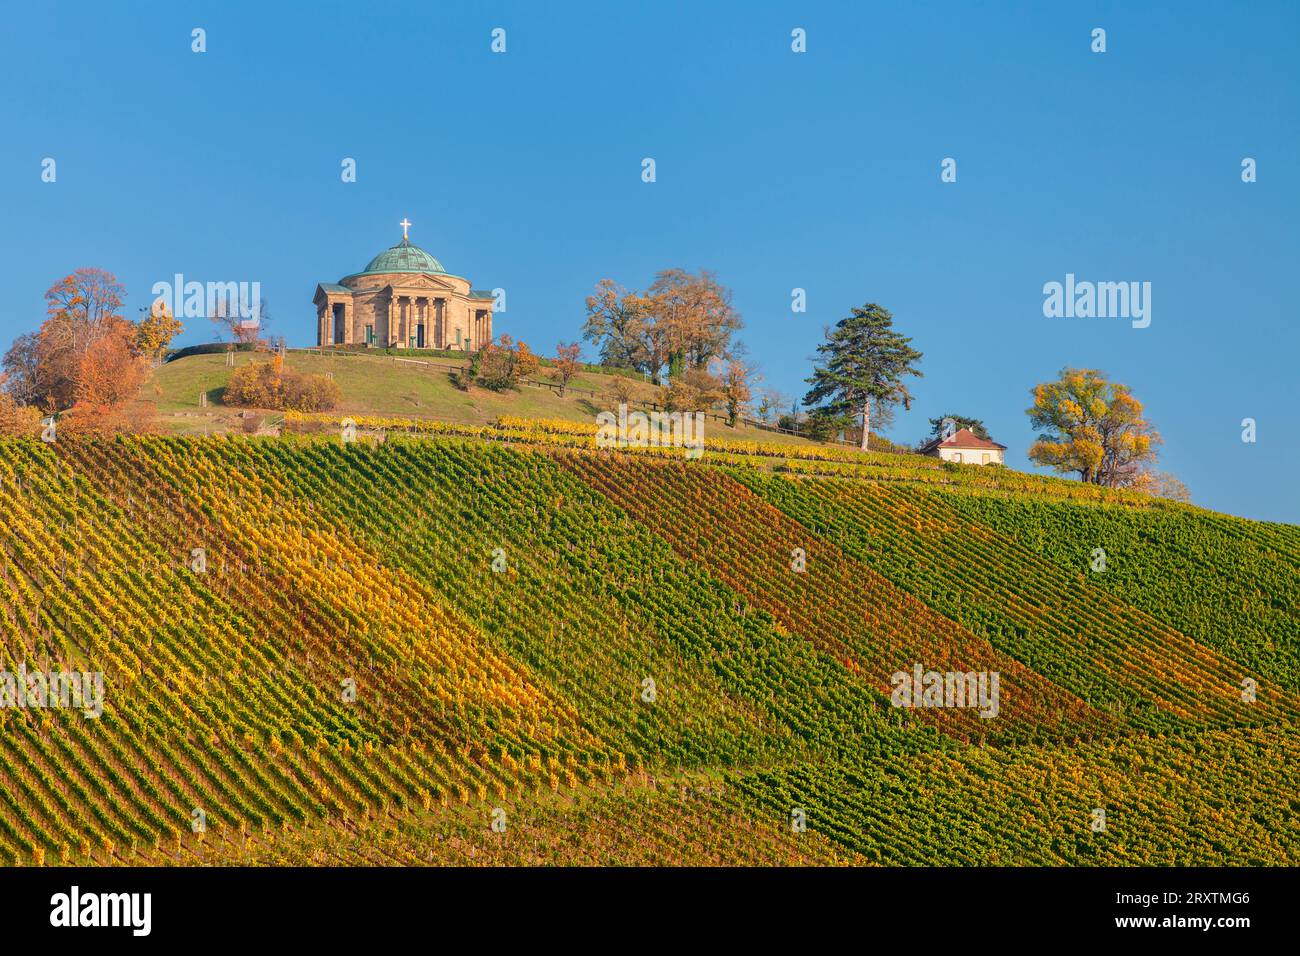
{"left": 0, "top": 434, "right": 1295, "bottom": 865}
{"left": 146, "top": 350, "right": 826, "bottom": 448}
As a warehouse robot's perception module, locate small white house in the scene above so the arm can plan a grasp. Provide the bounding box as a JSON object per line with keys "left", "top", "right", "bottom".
{"left": 918, "top": 428, "right": 1007, "bottom": 466}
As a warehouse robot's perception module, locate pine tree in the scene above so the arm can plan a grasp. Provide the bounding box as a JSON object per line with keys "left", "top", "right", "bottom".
{"left": 803, "top": 303, "right": 923, "bottom": 450}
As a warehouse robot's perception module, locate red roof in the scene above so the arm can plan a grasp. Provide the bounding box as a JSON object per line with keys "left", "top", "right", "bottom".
{"left": 919, "top": 427, "right": 1007, "bottom": 453}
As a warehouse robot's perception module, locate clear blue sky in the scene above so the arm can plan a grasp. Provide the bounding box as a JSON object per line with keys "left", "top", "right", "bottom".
{"left": 1, "top": 1, "right": 1296, "bottom": 521}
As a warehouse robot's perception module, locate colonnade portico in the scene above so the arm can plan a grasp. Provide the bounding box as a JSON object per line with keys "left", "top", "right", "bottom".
{"left": 386, "top": 292, "right": 449, "bottom": 349}
{"left": 313, "top": 222, "right": 495, "bottom": 352}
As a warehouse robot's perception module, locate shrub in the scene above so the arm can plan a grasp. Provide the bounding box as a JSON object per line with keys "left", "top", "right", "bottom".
{"left": 803, "top": 409, "right": 843, "bottom": 443}
{"left": 286, "top": 374, "right": 341, "bottom": 413}
{"left": 225, "top": 355, "right": 339, "bottom": 412}
{"left": 166, "top": 342, "right": 255, "bottom": 363}
{"left": 0, "top": 391, "right": 40, "bottom": 437}
{"left": 476, "top": 336, "right": 539, "bottom": 392}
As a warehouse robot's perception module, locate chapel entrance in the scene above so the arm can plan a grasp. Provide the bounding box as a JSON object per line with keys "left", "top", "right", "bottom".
{"left": 332, "top": 303, "right": 346, "bottom": 344}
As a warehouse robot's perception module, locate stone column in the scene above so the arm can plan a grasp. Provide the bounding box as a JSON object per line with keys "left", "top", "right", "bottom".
{"left": 387, "top": 294, "right": 397, "bottom": 347}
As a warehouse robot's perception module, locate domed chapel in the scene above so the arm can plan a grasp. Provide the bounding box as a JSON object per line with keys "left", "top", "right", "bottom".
{"left": 313, "top": 220, "right": 495, "bottom": 350}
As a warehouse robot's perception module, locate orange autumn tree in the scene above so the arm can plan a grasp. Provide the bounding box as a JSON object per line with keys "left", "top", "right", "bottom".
{"left": 551, "top": 342, "right": 582, "bottom": 398}
{"left": 0, "top": 268, "right": 163, "bottom": 434}
{"left": 74, "top": 321, "right": 149, "bottom": 412}
{"left": 0, "top": 375, "right": 40, "bottom": 437}
{"left": 36, "top": 267, "right": 132, "bottom": 411}
{"left": 716, "top": 356, "right": 757, "bottom": 426}
{"left": 1026, "top": 367, "right": 1160, "bottom": 486}
{"left": 476, "top": 335, "right": 540, "bottom": 392}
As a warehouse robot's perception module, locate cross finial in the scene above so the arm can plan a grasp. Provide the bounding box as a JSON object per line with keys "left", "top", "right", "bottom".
{"left": 399, "top": 218, "right": 412, "bottom": 241}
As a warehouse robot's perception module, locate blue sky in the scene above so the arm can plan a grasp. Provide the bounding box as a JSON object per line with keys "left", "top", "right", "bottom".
{"left": 1, "top": 1, "right": 1296, "bottom": 521}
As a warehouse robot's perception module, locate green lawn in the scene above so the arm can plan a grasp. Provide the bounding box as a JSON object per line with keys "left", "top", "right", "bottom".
{"left": 147, "top": 350, "right": 829, "bottom": 446}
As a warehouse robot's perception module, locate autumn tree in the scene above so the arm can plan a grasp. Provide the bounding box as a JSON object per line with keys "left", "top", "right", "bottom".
{"left": 35, "top": 268, "right": 129, "bottom": 411}
{"left": 753, "top": 388, "right": 787, "bottom": 425}
{"left": 1026, "top": 368, "right": 1160, "bottom": 485}
{"left": 601, "top": 374, "right": 635, "bottom": 408}
{"left": 1131, "top": 469, "right": 1191, "bottom": 503}
{"left": 582, "top": 270, "right": 743, "bottom": 384}
{"left": 551, "top": 342, "right": 583, "bottom": 398}
{"left": 74, "top": 321, "right": 149, "bottom": 413}
{"left": 803, "top": 303, "right": 923, "bottom": 451}
{"left": 927, "top": 413, "right": 988, "bottom": 440}
{"left": 664, "top": 367, "right": 724, "bottom": 414}
{"left": 476, "top": 335, "right": 540, "bottom": 392}
{"left": 646, "top": 269, "right": 742, "bottom": 372}
{"left": 135, "top": 302, "right": 184, "bottom": 366}
{"left": 582, "top": 280, "right": 654, "bottom": 373}
{"left": 715, "top": 357, "right": 757, "bottom": 427}
{"left": 0, "top": 375, "right": 40, "bottom": 437}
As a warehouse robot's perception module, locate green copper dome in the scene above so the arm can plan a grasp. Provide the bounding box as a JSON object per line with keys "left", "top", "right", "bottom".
{"left": 359, "top": 238, "right": 447, "bottom": 276}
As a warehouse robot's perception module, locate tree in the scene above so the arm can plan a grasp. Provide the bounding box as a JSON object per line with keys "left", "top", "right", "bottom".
{"left": 646, "top": 268, "right": 742, "bottom": 372}
{"left": 476, "top": 335, "right": 539, "bottom": 392}
{"left": 927, "top": 413, "right": 988, "bottom": 440}
{"left": 1026, "top": 368, "right": 1160, "bottom": 485}
{"left": 135, "top": 302, "right": 184, "bottom": 366}
{"left": 1132, "top": 469, "right": 1191, "bottom": 503}
{"left": 804, "top": 407, "right": 842, "bottom": 442}
{"left": 0, "top": 377, "right": 40, "bottom": 437}
{"left": 601, "top": 374, "right": 635, "bottom": 408}
{"left": 803, "top": 303, "right": 923, "bottom": 450}
{"left": 551, "top": 342, "right": 583, "bottom": 398}
{"left": 74, "top": 320, "right": 148, "bottom": 413}
{"left": 36, "top": 268, "right": 129, "bottom": 411}
{"left": 755, "top": 388, "right": 785, "bottom": 424}
{"left": 582, "top": 280, "right": 653, "bottom": 372}
{"left": 1, "top": 333, "right": 41, "bottom": 406}
{"left": 715, "top": 357, "right": 756, "bottom": 427}
{"left": 210, "top": 297, "right": 267, "bottom": 348}
{"left": 582, "top": 270, "right": 743, "bottom": 384}
{"left": 665, "top": 367, "right": 723, "bottom": 413}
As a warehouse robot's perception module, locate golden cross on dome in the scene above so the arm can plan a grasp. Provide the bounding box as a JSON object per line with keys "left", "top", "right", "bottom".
{"left": 399, "top": 218, "right": 412, "bottom": 241}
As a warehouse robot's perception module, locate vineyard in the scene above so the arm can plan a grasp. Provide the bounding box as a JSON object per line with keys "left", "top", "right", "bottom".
{"left": 0, "top": 432, "right": 1295, "bottom": 865}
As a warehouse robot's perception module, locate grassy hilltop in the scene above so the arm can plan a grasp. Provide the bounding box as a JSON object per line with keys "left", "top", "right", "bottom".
{"left": 0, "top": 428, "right": 1296, "bottom": 866}
{"left": 146, "top": 350, "right": 816, "bottom": 447}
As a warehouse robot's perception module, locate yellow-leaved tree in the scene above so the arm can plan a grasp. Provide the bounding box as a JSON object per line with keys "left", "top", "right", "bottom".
{"left": 1026, "top": 367, "right": 1160, "bottom": 487}
{"left": 135, "top": 301, "right": 184, "bottom": 366}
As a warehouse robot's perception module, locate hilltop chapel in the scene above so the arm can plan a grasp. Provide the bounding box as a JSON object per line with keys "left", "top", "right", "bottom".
{"left": 314, "top": 220, "right": 495, "bottom": 350}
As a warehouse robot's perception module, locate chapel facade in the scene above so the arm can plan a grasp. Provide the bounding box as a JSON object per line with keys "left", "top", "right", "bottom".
{"left": 314, "top": 224, "right": 494, "bottom": 350}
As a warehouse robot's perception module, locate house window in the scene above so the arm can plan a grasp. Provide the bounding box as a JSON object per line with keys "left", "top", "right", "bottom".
{"left": 365, "top": 324, "right": 375, "bottom": 345}
{"left": 981, "top": 453, "right": 991, "bottom": 465}
{"left": 953, "top": 453, "right": 963, "bottom": 463}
